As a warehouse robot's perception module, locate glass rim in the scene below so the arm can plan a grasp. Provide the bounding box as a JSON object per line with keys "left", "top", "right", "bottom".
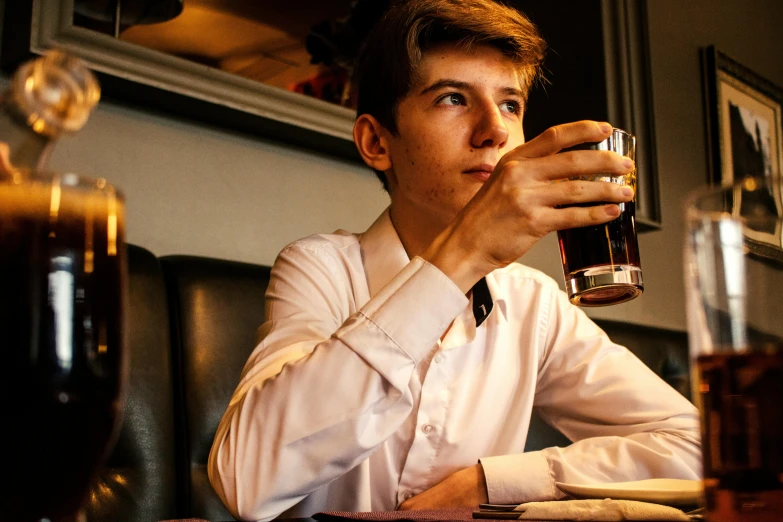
{"left": 684, "top": 175, "right": 782, "bottom": 220}
{"left": 1, "top": 168, "right": 124, "bottom": 200}
{"left": 610, "top": 127, "right": 634, "bottom": 139}
{"left": 562, "top": 127, "right": 635, "bottom": 152}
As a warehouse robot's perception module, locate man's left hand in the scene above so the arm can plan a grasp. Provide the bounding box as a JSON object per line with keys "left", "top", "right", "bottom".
{"left": 398, "top": 463, "right": 489, "bottom": 510}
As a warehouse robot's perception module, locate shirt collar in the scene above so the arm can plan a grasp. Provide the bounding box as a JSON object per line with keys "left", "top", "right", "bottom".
{"left": 359, "top": 208, "right": 411, "bottom": 300}
{"left": 359, "top": 207, "right": 502, "bottom": 327}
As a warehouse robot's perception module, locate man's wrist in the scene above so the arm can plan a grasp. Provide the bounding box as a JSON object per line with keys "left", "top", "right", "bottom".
{"left": 420, "top": 224, "right": 490, "bottom": 294}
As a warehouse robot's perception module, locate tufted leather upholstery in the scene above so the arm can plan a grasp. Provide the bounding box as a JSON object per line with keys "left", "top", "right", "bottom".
{"left": 85, "top": 245, "right": 691, "bottom": 520}
{"left": 160, "top": 255, "right": 272, "bottom": 521}
{"left": 85, "top": 244, "right": 178, "bottom": 522}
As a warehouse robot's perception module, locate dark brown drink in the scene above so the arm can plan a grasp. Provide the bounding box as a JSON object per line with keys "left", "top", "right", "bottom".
{"left": 558, "top": 200, "right": 641, "bottom": 269}
{"left": 696, "top": 347, "right": 783, "bottom": 521}
{"left": 0, "top": 179, "right": 126, "bottom": 521}
{"left": 557, "top": 198, "right": 642, "bottom": 306}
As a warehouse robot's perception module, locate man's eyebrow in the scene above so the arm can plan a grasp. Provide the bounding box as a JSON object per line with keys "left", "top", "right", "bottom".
{"left": 419, "top": 79, "right": 470, "bottom": 95}
{"left": 499, "top": 86, "right": 525, "bottom": 99}
{"left": 418, "top": 79, "right": 524, "bottom": 99}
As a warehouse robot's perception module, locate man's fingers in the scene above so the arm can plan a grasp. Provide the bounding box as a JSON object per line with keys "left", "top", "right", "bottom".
{"left": 493, "top": 120, "right": 632, "bottom": 184}
{"left": 509, "top": 120, "right": 613, "bottom": 159}
{"left": 529, "top": 149, "right": 633, "bottom": 182}
{"left": 540, "top": 203, "right": 623, "bottom": 232}
{"left": 539, "top": 180, "right": 634, "bottom": 207}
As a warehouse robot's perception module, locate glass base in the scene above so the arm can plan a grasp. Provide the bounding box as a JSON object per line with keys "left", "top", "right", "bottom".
{"left": 566, "top": 265, "right": 643, "bottom": 306}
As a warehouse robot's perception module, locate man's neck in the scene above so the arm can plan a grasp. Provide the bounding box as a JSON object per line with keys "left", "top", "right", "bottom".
{"left": 388, "top": 203, "right": 448, "bottom": 260}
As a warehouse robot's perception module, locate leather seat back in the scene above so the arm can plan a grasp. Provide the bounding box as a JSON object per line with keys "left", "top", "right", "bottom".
{"left": 85, "top": 244, "right": 178, "bottom": 522}
{"left": 161, "top": 255, "right": 271, "bottom": 520}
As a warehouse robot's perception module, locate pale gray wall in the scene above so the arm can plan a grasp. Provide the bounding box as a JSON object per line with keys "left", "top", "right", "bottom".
{"left": 50, "top": 103, "right": 390, "bottom": 268}
{"left": 3, "top": 0, "right": 783, "bottom": 331}
{"left": 615, "top": 0, "right": 783, "bottom": 329}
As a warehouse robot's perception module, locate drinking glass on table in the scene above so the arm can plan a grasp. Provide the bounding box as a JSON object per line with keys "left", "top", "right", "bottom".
{"left": 0, "top": 169, "right": 128, "bottom": 521}
{"left": 684, "top": 175, "right": 783, "bottom": 521}
{"left": 557, "top": 128, "right": 643, "bottom": 306}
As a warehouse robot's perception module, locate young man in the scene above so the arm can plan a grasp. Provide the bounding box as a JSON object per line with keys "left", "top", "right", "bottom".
{"left": 208, "top": 1, "right": 701, "bottom": 520}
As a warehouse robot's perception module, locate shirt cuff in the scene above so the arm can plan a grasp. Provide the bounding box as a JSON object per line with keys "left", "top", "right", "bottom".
{"left": 352, "top": 257, "right": 468, "bottom": 364}
{"left": 480, "top": 451, "right": 557, "bottom": 504}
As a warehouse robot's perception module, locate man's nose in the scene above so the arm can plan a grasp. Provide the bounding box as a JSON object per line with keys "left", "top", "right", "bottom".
{"left": 470, "top": 104, "right": 509, "bottom": 149}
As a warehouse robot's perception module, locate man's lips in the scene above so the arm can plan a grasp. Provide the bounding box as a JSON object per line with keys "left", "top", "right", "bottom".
{"left": 464, "top": 163, "right": 495, "bottom": 180}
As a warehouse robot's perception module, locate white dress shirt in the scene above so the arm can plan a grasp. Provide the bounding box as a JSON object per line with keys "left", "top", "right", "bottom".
{"left": 208, "top": 209, "right": 701, "bottom": 522}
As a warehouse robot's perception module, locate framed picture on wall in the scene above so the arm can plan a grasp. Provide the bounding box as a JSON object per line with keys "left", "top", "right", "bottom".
{"left": 702, "top": 46, "right": 783, "bottom": 186}
{"left": 1, "top": 0, "right": 363, "bottom": 161}
{"left": 702, "top": 45, "right": 783, "bottom": 262}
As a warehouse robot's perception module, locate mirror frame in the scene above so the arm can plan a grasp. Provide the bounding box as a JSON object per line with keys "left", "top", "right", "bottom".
{"left": 601, "top": 0, "right": 661, "bottom": 229}
{"left": 1, "top": 0, "right": 360, "bottom": 160}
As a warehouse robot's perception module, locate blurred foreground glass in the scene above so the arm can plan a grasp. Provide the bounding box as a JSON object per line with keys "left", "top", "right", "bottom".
{"left": 557, "top": 128, "right": 643, "bottom": 306}
{"left": 685, "top": 176, "right": 783, "bottom": 521}
{"left": 0, "top": 170, "right": 127, "bottom": 521}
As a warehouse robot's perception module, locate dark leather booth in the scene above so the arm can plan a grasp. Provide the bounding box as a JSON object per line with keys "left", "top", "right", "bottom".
{"left": 84, "top": 244, "right": 691, "bottom": 522}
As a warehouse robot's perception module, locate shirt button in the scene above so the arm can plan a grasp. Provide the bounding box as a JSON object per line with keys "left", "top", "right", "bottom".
{"left": 433, "top": 354, "right": 444, "bottom": 364}
{"left": 421, "top": 424, "right": 434, "bottom": 434}
{"left": 403, "top": 491, "right": 415, "bottom": 501}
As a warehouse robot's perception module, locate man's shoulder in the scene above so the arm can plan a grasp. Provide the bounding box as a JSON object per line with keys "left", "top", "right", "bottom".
{"left": 272, "top": 230, "right": 366, "bottom": 278}
{"left": 282, "top": 230, "right": 361, "bottom": 257}
{"left": 266, "top": 231, "right": 370, "bottom": 303}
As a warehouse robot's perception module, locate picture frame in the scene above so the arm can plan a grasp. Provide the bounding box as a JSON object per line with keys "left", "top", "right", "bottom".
{"left": 702, "top": 45, "right": 783, "bottom": 263}
{"left": 1, "top": 0, "right": 361, "bottom": 161}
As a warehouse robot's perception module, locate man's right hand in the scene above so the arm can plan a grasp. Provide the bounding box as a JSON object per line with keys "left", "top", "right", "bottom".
{"left": 421, "top": 120, "right": 635, "bottom": 293}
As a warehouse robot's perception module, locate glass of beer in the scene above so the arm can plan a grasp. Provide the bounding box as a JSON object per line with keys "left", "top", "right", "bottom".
{"left": 685, "top": 176, "right": 783, "bottom": 521}
{"left": 0, "top": 169, "right": 127, "bottom": 521}
{"left": 557, "top": 128, "right": 643, "bottom": 306}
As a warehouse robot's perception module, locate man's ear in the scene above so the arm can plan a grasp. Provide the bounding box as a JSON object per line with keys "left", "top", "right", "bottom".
{"left": 353, "top": 114, "right": 392, "bottom": 172}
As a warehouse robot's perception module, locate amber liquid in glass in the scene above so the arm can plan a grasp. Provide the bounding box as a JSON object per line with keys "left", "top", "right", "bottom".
{"left": 696, "top": 346, "right": 783, "bottom": 521}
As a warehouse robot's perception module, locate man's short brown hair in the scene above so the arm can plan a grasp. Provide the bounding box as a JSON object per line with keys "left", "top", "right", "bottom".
{"left": 353, "top": 0, "right": 546, "bottom": 191}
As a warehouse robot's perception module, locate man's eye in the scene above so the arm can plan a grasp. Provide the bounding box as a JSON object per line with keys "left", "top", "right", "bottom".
{"left": 500, "top": 101, "right": 521, "bottom": 114}
{"left": 437, "top": 93, "right": 464, "bottom": 106}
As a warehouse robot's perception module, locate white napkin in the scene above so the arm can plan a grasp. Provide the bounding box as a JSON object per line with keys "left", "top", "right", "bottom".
{"left": 513, "top": 498, "right": 691, "bottom": 521}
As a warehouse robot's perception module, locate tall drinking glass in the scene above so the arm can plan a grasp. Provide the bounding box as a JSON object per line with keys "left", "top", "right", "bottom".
{"left": 0, "top": 170, "right": 127, "bottom": 521}
{"left": 684, "top": 176, "right": 783, "bottom": 521}
{"left": 557, "top": 128, "right": 643, "bottom": 306}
